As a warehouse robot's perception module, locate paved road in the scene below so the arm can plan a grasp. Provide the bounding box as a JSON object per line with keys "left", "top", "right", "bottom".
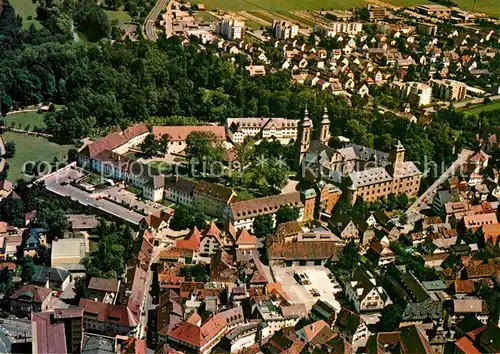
{"left": 43, "top": 167, "right": 145, "bottom": 225}
{"left": 144, "top": 0, "right": 171, "bottom": 40}
{"left": 405, "top": 149, "right": 474, "bottom": 223}
{"left": 0, "top": 319, "right": 32, "bottom": 353}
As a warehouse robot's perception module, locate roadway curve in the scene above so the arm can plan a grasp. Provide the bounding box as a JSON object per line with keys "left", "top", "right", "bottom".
{"left": 144, "top": 0, "right": 172, "bottom": 40}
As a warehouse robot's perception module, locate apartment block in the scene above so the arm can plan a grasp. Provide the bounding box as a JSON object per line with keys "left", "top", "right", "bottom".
{"left": 315, "top": 22, "right": 363, "bottom": 37}
{"left": 431, "top": 79, "right": 467, "bottom": 101}
{"left": 273, "top": 20, "right": 299, "bottom": 39}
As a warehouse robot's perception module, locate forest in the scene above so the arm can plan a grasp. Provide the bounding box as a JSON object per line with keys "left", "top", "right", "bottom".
{"left": 1, "top": 0, "right": 499, "bottom": 188}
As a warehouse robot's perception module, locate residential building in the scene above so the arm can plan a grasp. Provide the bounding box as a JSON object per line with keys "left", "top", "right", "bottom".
{"left": 224, "top": 192, "right": 304, "bottom": 232}
{"left": 200, "top": 222, "right": 223, "bottom": 256}
{"left": 152, "top": 125, "right": 226, "bottom": 155}
{"left": 79, "top": 299, "right": 139, "bottom": 336}
{"left": 88, "top": 277, "right": 120, "bottom": 304}
{"left": 310, "top": 299, "right": 339, "bottom": 326}
{"left": 390, "top": 81, "right": 432, "bottom": 107}
{"left": 32, "top": 312, "right": 69, "bottom": 354}
{"left": 22, "top": 228, "right": 47, "bottom": 257}
{"left": 344, "top": 269, "right": 391, "bottom": 312}
{"left": 252, "top": 299, "right": 300, "bottom": 339}
{"left": 10, "top": 284, "right": 52, "bottom": 315}
{"left": 296, "top": 320, "right": 338, "bottom": 350}
{"left": 225, "top": 117, "right": 299, "bottom": 145}
{"left": 273, "top": 20, "right": 299, "bottom": 39}
{"left": 219, "top": 323, "right": 259, "bottom": 353}
{"left": 416, "top": 22, "right": 438, "bottom": 36}
{"left": 217, "top": 16, "right": 245, "bottom": 40}
{"left": 245, "top": 65, "right": 266, "bottom": 76}
{"left": 32, "top": 267, "right": 71, "bottom": 291}
{"left": 431, "top": 79, "right": 467, "bottom": 101}
{"left": 315, "top": 22, "right": 363, "bottom": 37}
{"left": 52, "top": 308, "right": 85, "bottom": 354}
{"left": 368, "top": 5, "right": 386, "bottom": 20}
{"left": 335, "top": 307, "right": 370, "bottom": 344}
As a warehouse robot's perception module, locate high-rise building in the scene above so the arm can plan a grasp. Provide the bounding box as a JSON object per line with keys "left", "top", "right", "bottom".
{"left": 273, "top": 20, "right": 299, "bottom": 39}
{"left": 315, "top": 22, "right": 363, "bottom": 37}
{"left": 217, "top": 17, "right": 245, "bottom": 40}
{"left": 430, "top": 79, "right": 467, "bottom": 101}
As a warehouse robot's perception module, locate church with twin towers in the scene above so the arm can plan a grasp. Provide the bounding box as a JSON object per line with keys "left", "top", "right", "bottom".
{"left": 297, "top": 107, "right": 422, "bottom": 205}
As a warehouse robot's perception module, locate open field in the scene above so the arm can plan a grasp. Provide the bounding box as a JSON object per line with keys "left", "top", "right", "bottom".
{"left": 463, "top": 101, "right": 500, "bottom": 116}
{"left": 10, "top": 0, "right": 42, "bottom": 29}
{"left": 3, "top": 132, "right": 72, "bottom": 182}
{"left": 194, "top": 0, "right": 497, "bottom": 16}
{"left": 104, "top": 8, "right": 132, "bottom": 23}
{"left": 4, "top": 111, "right": 46, "bottom": 130}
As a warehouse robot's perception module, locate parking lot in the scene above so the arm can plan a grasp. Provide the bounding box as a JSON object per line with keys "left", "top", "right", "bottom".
{"left": 271, "top": 265, "right": 341, "bottom": 311}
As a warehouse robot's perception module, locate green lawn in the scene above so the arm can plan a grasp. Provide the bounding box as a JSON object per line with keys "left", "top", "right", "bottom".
{"left": 463, "top": 100, "right": 500, "bottom": 116}
{"left": 9, "top": 0, "right": 42, "bottom": 29}
{"left": 3, "top": 131, "right": 73, "bottom": 182}
{"left": 104, "top": 8, "right": 133, "bottom": 23}
{"left": 195, "top": 11, "right": 219, "bottom": 22}
{"left": 3, "top": 111, "right": 46, "bottom": 130}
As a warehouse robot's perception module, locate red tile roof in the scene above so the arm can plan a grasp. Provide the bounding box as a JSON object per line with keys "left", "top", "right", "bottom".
{"left": 152, "top": 126, "right": 226, "bottom": 142}
{"left": 10, "top": 284, "right": 51, "bottom": 303}
{"left": 31, "top": 312, "right": 67, "bottom": 354}
{"left": 123, "top": 124, "right": 149, "bottom": 140}
{"left": 483, "top": 223, "right": 500, "bottom": 246}
{"left": 176, "top": 228, "right": 201, "bottom": 251}
{"left": 81, "top": 133, "right": 128, "bottom": 158}
{"left": 268, "top": 241, "right": 341, "bottom": 261}
{"left": 230, "top": 192, "right": 303, "bottom": 221}
{"left": 455, "top": 336, "right": 481, "bottom": 354}
{"left": 79, "top": 299, "right": 138, "bottom": 328}
{"left": 235, "top": 229, "right": 257, "bottom": 246}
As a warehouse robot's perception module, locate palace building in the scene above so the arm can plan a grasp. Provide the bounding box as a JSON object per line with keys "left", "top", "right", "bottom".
{"left": 298, "top": 108, "right": 422, "bottom": 205}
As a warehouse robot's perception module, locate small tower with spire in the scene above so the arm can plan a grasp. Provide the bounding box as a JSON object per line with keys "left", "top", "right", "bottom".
{"left": 389, "top": 140, "right": 406, "bottom": 176}
{"left": 319, "top": 107, "right": 331, "bottom": 145}
{"left": 298, "top": 107, "right": 313, "bottom": 166}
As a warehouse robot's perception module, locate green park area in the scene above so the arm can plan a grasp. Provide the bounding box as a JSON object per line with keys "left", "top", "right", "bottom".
{"left": 3, "top": 111, "right": 46, "bottom": 131}
{"left": 463, "top": 100, "right": 500, "bottom": 116}
{"left": 3, "top": 131, "right": 72, "bottom": 182}
{"left": 9, "top": 0, "right": 42, "bottom": 29}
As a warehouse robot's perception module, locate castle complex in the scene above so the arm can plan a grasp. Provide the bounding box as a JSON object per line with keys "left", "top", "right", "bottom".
{"left": 298, "top": 109, "right": 422, "bottom": 205}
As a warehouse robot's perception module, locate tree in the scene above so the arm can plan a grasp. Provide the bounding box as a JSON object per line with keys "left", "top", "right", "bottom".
{"left": 253, "top": 214, "right": 274, "bottom": 238}
{"left": 0, "top": 198, "right": 24, "bottom": 227}
{"left": 74, "top": 4, "right": 110, "bottom": 41}
{"left": 0, "top": 267, "right": 14, "bottom": 294}
{"left": 5, "top": 141, "right": 15, "bottom": 158}
{"left": 378, "top": 303, "right": 404, "bottom": 332}
{"left": 21, "top": 256, "right": 36, "bottom": 283}
{"left": 159, "top": 133, "right": 170, "bottom": 155}
{"left": 35, "top": 245, "right": 51, "bottom": 266}
{"left": 336, "top": 241, "right": 360, "bottom": 273}
{"left": 74, "top": 275, "right": 89, "bottom": 299}
{"left": 276, "top": 205, "right": 300, "bottom": 224}
{"left": 140, "top": 133, "right": 161, "bottom": 159}
{"left": 186, "top": 131, "right": 224, "bottom": 172}
{"left": 67, "top": 148, "right": 79, "bottom": 162}
{"left": 105, "top": 0, "right": 123, "bottom": 10}
{"left": 170, "top": 206, "right": 206, "bottom": 231}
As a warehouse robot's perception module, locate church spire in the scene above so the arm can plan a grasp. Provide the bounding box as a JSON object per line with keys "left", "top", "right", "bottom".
{"left": 298, "top": 107, "right": 313, "bottom": 166}
{"left": 319, "top": 107, "right": 330, "bottom": 145}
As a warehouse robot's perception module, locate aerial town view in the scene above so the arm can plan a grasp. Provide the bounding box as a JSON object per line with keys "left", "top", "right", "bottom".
{"left": 0, "top": 0, "right": 500, "bottom": 352}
